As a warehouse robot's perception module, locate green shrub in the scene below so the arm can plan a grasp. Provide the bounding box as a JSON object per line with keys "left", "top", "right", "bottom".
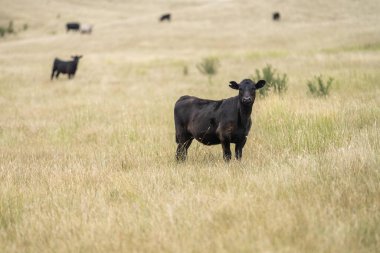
{"left": 7, "top": 21, "right": 14, "bottom": 34}
{"left": 23, "top": 23, "right": 28, "bottom": 31}
{"left": 196, "top": 57, "right": 220, "bottom": 83}
{"left": 252, "top": 64, "right": 288, "bottom": 97}
{"left": 0, "top": 27, "right": 5, "bottom": 37}
{"left": 183, "top": 65, "right": 188, "bottom": 76}
{"left": 307, "top": 75, "right": 333, "bottom": 97}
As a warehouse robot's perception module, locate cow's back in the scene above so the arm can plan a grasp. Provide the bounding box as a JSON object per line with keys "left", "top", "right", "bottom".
{"left": 175, "top": 96, "right": 220, "bottom": 121}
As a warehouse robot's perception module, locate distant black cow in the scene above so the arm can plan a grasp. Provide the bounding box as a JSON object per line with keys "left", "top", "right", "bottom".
{"left": 66, "top": 22, "right": 80, "bottom": 32}
{"left": 273, "top": 12, "right": 280, "bottom": 21}
{"left": 159, "top": 13, "right": 171, "bottom": 22}
{"left": 174, "top": 79, "right": 266, "bottom": 162}
{"left": 51, "top": 55, "right": 83, "bottom": 80}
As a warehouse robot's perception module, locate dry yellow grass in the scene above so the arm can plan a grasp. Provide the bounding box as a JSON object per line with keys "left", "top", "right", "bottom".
{"left": 0, "top": 0, "right": 379, "bottom": 252}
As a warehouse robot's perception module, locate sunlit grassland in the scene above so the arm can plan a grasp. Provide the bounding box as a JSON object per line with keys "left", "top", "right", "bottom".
{"left": 1, "top": 0, "right": 380, "bottom": 252}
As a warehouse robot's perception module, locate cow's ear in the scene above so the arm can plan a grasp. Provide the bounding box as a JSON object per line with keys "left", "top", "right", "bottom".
{"left": 229, "top": 81, "right": 239, "bottom": 90}
{"left": 79, "top": 55, "right": 83, "bottom": 58}
{"left": 255, "top": 80, "right": 266, "bottom": 89}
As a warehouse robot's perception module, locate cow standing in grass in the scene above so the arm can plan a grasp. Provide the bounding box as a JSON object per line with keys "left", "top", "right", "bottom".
{"left": 273, "top": 12, "right": 281, "bottom": 21}
{"left": 159, "top": 13, "right": 171, "bottom": 22}
{"left": 51, "top": 56, "right": 82, "bottom": 80}
{"left": 66, "top": 22, "right": 80, "bottom": 32}
{"left": 174, "top": 79, "right": 266, "bottom": 161}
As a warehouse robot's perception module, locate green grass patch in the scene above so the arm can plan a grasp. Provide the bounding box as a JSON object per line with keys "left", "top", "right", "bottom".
{"left": 324, "top": 42, "right": 380, "bottom": 53}
{"left": 0, "top": 193, "right": 24, "bottom": 230}
{"left": 257, "top": 106, "right": 344, "bottom": 154}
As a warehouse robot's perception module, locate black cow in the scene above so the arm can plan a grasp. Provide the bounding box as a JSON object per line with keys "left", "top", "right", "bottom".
{"left": 159, "top": 13, "right": 171, "bottom": 22}
{"left": 66, "top": 22, "right": 80, "bottom": 32}
{"left": 174, "top": 79, "right": 266, "bottom": 162}
{"left": 51, "top": 55, "right": 83, "bottom": 80}
{"left": 273, "top": 12, "right": 280, "bottom": 21}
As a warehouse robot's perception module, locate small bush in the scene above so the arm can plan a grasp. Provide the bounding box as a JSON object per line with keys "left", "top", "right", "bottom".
{"left": 252, "top": 64, "right": 288, "bottom": 97}
{"left": 0, "top": 27, "right": 5, "bottom": 37}
{"left": 7, "top": 21, "right": 14, "bottom": 34}
{"left": 196, "top": 57, "right": 220, "bottom": 83}
{"left": 23, "top": 23, "right": 28, "bottom": 31}
{"left": 183, "top": 65, "right": 188, "bottom": 76}
{"left": 307, "top": 75, "right": 333, "bottom": 97}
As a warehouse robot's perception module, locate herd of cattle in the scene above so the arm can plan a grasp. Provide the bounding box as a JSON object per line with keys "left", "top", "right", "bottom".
{"left": 50, "top": 12, "right": 281, "bottom": 161}
{"left": 64, "top": 13, "right": 172, "bottom": 35}
{"left": 50, "top": 13, "right": 173, "bottom": 80}
{"left": 52, "top": 11, "right": 281, "bottom": 81}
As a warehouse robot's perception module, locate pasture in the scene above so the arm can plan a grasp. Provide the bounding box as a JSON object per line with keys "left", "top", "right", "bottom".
{"left": 0, "top": 0, "right": 379, "bottom": 252}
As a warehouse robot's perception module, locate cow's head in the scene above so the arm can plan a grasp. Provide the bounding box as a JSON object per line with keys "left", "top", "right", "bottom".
{"left": 229, "top": 79, "right": 266, "bottom": 105}
{"left": 71, "top": 55, "right": 83, "bottom": 61}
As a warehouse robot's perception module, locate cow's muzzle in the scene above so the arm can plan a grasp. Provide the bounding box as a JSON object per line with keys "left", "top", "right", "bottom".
{"left": 242, "top": 97, "right": 253, "bottom": 105}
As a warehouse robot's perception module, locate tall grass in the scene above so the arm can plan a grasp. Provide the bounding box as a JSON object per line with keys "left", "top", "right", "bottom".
{"left": 0, "top": 0, "right": 379, "bottom": 252}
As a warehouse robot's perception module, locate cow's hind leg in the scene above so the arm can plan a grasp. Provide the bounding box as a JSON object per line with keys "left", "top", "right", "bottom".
{"left": 176, "top": 133, "right": 193, "bottom": 162}
{"left": 55, "top": 71, "right": 60, "bottom": 79}
{"left": 51, "top": 69, "right": 55, "bottom": 80}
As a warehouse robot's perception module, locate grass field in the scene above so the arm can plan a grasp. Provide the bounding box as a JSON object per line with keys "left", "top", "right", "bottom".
{"left": 1, "top": 0, "right": 379, "bottom": 252}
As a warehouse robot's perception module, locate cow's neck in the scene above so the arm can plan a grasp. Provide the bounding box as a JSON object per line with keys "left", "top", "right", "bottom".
{"left": 238, "top": 100, "right": 252, "bottom": 127}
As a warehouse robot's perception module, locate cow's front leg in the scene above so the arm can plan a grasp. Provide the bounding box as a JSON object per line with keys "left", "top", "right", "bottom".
{"left": 235, "top": 144, "right": 244, "bottom": 160}
{"left": 221, "top": 141, "right": 232, "bottom": 161}
{"left": 218, "top": 126, "right": 232, "bottom": 162}
{"left": 235, "top": 139, "right": 246, "bottom": 160}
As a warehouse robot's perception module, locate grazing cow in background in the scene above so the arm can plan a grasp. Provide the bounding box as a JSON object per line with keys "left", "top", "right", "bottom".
{"left": 273, "top": 12, "right": 281, "bottom": 21}
{"left": 51, "top": 55, "right": 83, "bottom": 80}
{"left": 174, "top": 79, "right": 266, "bottom": 162}
{"left": 80, "top": 24, "right": 93, "bottom": 34}
{"left": 66, "top": 22, "right": 80, "bottom": 32}
{"left": 159, "top": 13, "right": 171, "bottom": 22}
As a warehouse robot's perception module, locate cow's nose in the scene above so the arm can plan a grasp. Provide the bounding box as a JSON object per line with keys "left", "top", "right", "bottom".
{"left": 242, "top": 97, "right": 252, "bottom": 104}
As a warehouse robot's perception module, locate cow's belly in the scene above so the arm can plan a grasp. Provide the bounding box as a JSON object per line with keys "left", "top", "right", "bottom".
{"left": 194, "top": 133, "right": 246, "bottom": 145}
{"left": 230, "top": 133, "right": 247, "bottom": 144}
{"left": 194, "top": 132, "right": 221, "bottom": 145}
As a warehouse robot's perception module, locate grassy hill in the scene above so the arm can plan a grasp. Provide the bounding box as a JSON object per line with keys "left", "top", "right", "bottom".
{"left": 0, "top": 0, "right": 379, "bottom": 252}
